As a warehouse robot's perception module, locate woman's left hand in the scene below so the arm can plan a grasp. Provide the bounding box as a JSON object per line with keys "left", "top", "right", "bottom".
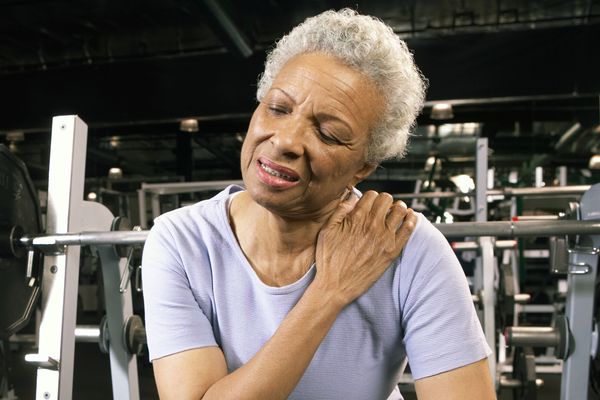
{"left": 312, "top": 190, "right": 417, "bottom": 307}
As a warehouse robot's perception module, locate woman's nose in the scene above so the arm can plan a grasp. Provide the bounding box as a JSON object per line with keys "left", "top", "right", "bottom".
{"left": 270, "top": 118, "right": 306, "bottom": 158}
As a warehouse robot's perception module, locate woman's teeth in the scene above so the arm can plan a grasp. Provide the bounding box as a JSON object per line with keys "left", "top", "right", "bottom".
{"left": 260, "top": 162, "right": 297, "bottom": 182}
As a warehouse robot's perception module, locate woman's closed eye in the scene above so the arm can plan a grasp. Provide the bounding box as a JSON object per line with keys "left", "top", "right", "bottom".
{"left": 317, "top": 127, "right": 343, "bottom": 145}
{"left": 267, "top": 104, "right": 289, "bottom": 116}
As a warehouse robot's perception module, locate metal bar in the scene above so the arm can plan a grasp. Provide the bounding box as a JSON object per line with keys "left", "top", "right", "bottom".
{"left": 200, "top": 0, "right": 253, "bottom": 57}
{"left": 31, "top": 116, "right": 87, "bottom": 400}
{"left": 137, "top": 189, "right": 146, "bottom": 229}
{"left": 560, "top": 183, "right": 600, "bottom": 400}
{"left": 511, "top": 215, "right": 559, "bottom": 221}
{"left": 16, "top": 219, "right": 600, "bottom": 247}
{"left": 140, "top": 179, "right": 243, "bottom": 195}
{"left": 74, "top": 325, "right": 101, "bottom": 343}
{"left": 393, "top": 185, "right": 590, "bottom": 200}
{"left": 499, "top": 377, "right": 544, "bottom": 388}
{"left": 451, "top": 239, "right": 516, "bottom": 251}
{"left": 20, "top": 231, "right": 149, "bottom": 247}
{"left": 502, "top": 185, "right": 590, "bottom": 196}
{"left": 422, "top": 93, "right": 599, "bottom": 107}
{"left": 96, "top": 243, "right": 140, "bottom": 400}
{"left": 436, "top": 220, "right": 600, "bottom": 237}
{"left": 82, "top": 200, "right": 141, "bottom": 400}
{"left": 505, "top": 326, "right": 560, "bottom": 347}
{"left": 475, "top": 138, "right": 487, "bottom": 223}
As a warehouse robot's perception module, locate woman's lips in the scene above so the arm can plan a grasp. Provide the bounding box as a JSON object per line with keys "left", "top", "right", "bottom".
{"left": 256, "top": 157, "right": 300, "bottom": 188}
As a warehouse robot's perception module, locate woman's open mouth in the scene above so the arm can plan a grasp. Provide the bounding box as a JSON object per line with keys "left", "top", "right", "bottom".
{"left": 256, "top": 158, "right": 300, "bottom": 187}
{"left": 259, "top": 161, "right": 299, "bottom": 182}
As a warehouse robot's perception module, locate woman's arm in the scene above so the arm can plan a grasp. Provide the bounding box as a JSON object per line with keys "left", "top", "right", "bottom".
{"left": 153, "top": 191, "right": 416, "bottom": 400}
{"left": 153, "top": 283, "right": 344, "bottom": 400}
{"left": 415, "top": 358, "right": 496, "bottom": 400}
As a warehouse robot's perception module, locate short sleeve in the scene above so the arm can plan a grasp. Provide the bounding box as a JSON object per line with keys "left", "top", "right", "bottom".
{"left": 399, "top": 217, "right": 491, "bottom": 380}
{"left": 141, "top": 217, "right": 217, "bottom": 361}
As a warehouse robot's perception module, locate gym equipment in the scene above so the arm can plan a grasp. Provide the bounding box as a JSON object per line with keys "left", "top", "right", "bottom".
{"left": 0, "top": 145, "right": 43, "bottom": 339}
{"left": 502, "top": 184, "right": 600, "bottom": 399}
{"left": 1, "top": 116, "right": 142, "bottom": 400}
{"left": 4, "top": 218, "right": 599, "bottom": 256}
{"left": 504, "top": 346, "right": 541, "bottom": 400}
{"left": 137, "top": 180, "right": 242, "bottom": 228}
{"left": 0, "top": 115, "right": 598, "bottom": 399}
{"left": 394, "top": 185, "right": 590, "bottom": 200}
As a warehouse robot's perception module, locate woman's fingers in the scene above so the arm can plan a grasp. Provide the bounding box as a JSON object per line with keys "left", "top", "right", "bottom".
{"left": 316, "top": 191, "right": 417, "bottom": 306}
{"left": 348, "top": 190, "right": 379, "bottom": 219}
{"left": 370, "top": 192, "right": 394, "bottom": 223}
{"left": 385, "top": 200, "right": 408, "bottom": 231}
{"left": 394, "top": 207, "right": 417, "bottom": 252}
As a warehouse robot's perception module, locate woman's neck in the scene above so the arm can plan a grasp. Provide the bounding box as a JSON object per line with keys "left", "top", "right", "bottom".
{"left": 229, "top": 191, "right": 331, "bottom": 286}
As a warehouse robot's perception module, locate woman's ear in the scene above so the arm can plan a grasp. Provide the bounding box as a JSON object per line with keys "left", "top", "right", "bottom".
{"left": 350, "top": 162, "right": 378, "bottom": 186}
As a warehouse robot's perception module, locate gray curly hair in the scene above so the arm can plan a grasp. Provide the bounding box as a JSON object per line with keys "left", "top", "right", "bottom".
{"left": 256, "top": 8, "right": 427, "bottom": 164}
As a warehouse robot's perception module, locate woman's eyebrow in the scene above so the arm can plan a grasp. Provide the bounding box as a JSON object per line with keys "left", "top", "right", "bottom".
{"left": 269, "top": 87, "right": 296, "bottom": 103}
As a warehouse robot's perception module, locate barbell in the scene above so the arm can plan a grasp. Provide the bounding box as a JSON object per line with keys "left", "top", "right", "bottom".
{"left": 3, "top": 217, "right": 600, "bottom": 254}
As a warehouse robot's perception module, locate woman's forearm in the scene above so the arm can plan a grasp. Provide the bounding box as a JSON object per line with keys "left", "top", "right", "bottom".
{"left": 202, "top": 284, "right": 344, "bottom": 400}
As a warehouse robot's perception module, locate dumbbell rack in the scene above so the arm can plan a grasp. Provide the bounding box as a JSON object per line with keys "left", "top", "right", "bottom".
{"left": 24, "top": 116, "right": 140, "bottom": 400}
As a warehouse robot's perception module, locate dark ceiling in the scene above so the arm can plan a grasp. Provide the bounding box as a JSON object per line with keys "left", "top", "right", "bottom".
{"left": 0, "top": 0, "right": 599, "bottom": 189}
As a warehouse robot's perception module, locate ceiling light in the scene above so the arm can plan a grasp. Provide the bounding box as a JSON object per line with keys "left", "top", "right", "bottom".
{"left": 87, "top": 192, "right": 98, "bottom": 201}
{"left": 180, "top": 119, "right": 199, "bottom": 132}
{"left": 108, "top": 167, "right": 123, "bottom": 179}
{"left": 109, "top": 136, "right": 120, "bottom": 149}
{"left": 6, "top": 131, "right": 25, "bottom": 142}
{"left": 430, "top": 103, "right": 454, "bottom": 120}
{"left": 589, "top": 154, "right": 600, "bottom": 169}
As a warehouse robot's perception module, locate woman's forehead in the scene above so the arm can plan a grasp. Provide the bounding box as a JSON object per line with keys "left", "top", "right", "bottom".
{"left": 271, "top": 53, "right": 383, "bottom": 110}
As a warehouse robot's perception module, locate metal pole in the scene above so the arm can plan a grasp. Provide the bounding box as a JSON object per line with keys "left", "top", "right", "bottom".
{"left": 451, "top": 240, "right": 516, "bottom": 252}
{"left": 74, "top": 326, "right": 101, "bottom": 343}
{"left": 436, "top": 219, "right": 600, "bottom": 237}
{"left": 560, "top": 184, "right": 600, "bottom": 400}
{"left": 505, "top": 326, "right": 561, "bottom": 347}
{"left": 393, "top": 185, "right": 590, "bottom": 199}
{"left": 30, "top": 116, "right": 87, "bottom": 400}
{"left": 137, "top": 189, "right": 146, "bottom": 229}
{"left": 15, "top": 219, "right": 600, "bottom": 248}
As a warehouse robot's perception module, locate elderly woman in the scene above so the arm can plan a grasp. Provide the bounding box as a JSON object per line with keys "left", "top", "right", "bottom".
{"left": 142, "top": 9, "right": 494, "bottom": 400}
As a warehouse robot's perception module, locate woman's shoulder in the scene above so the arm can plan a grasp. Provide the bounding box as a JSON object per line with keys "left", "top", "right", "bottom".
{"left": 404, "top": 212, "right": 449, "bottom": 255}
{"left": 395, "top": 212, "right": 459, "bottom": 285}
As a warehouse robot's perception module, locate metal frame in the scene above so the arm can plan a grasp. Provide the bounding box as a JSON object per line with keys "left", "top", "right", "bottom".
{"left": 137, "top": 180, "right": 243, "bottom": 228}
{"left": 560, "top": 184, "right": 600, "bottom": 400}
{"left": 473, "top": 138, "right": 497, "bottom": 380}
{"left": 26, "top": 116, "right": 88, "bottom": 400}
{"left": 25, "top": 116, "right": 140, "bottom": 400}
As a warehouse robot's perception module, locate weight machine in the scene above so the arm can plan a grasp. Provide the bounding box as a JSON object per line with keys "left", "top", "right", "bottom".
{"left": 0, "top": 116, "right": 144, "bottom": 400}
{"left": 0, "top": 115, "right": 598, "bottom": 399}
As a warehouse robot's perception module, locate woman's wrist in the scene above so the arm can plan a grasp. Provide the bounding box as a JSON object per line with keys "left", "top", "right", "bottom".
{"left": 305, "top": 277, "right": 350, "bottom": 313}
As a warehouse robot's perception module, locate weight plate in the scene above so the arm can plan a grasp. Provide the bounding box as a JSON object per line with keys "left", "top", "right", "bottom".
{"left": 0, "top": 144, "right": 42, "bottom": 338}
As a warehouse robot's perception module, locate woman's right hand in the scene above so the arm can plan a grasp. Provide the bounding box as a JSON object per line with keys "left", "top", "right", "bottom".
{"left": 312, "top": 190, "right": 417, "bottom": 308}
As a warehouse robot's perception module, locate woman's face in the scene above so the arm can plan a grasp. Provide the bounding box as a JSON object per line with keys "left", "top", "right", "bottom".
{"left": 241, "top": 52, "right": 384, "bottom": 219}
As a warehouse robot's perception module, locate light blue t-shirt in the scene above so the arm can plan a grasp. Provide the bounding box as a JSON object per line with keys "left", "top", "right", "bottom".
{"left": 142, "top": 185, "right": 490, "bottom": 400}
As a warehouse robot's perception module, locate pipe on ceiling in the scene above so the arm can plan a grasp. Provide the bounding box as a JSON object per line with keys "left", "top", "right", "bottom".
{"left": 200, "top": 0, "right": 253, "bottom": 58}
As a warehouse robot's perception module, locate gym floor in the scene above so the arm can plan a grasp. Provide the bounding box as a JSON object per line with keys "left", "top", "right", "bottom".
{"left": 6, "top": 341, "right": 582, "bottom": 400}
